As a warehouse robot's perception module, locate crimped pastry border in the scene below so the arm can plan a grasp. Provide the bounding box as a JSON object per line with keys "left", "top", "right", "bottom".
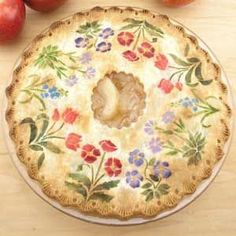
{"left": 5, "top": 6, "right": 232, "bottom": 220}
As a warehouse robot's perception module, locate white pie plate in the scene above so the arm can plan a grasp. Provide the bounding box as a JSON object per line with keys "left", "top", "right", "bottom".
{"left": 2, "top": 6, "right": 235, "bottom": 226}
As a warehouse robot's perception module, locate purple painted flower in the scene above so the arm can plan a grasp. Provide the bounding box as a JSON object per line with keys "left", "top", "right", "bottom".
{"left": 65, "top": 75, "right": 78, "bottom": 87}
{"left": 162, "top": 111, "right": 175, "bottom": 124}
{"left": 126, "top": 170, "right": 143, "bottom": 188}
{"left": 128, "top": 149, "right": 145, "bottom": 167}
{"left": 148, "top": 137, "right": 162, "bottom": 153}
{"left": 96, "top": 42, "right": 112, "bottom": 52}
{"left": 144, "top": 120, "right": 156, "bottom": 135}
{"left": 99, "top": 27, "right": 114, "bottom": 39}
{"left": 80, "top": 52, "right": 92, "bottom": 64}
{"left": 153, "top": 161, "right": 172, "bottom": 179}
{"left": 75, "top": 37, "right": 89, "bottom": 48}
{"left": 84, "top": 67, "right": 96, "bottom": 79}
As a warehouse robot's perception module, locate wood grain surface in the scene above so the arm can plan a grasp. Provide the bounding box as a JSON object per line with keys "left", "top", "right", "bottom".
{"left": 0, "top": 0, "right": 235, "bottom": 235}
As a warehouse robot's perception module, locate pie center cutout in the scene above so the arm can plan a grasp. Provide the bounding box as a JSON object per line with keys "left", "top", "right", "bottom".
{"left": 91, "top": 71, "right": 146, "bottom": 129}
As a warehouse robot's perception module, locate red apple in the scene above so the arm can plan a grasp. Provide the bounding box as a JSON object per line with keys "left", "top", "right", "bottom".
{"left": 161, "top": 0, "right": 194, "bottom": 7}
{"left": 24, "top": 0, "right": 67, "bottom": 12}
{"left": 0, "top": 0, "right": 26, "bottom": 42}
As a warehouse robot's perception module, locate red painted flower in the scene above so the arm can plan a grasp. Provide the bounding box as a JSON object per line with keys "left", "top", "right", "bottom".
{"left": 104, "top": 157, "right": 122, "bottom": 177}
{"left": 155, "top": 54, "right": 168, "bottom": 70}
{"left": 138, "top": 42, "right": 155, "bottom": 58}
{"left": 52, "top": 108, "right": 60, "bottom": 121}
{"left": 99, "top": 140, "right": 117, "bottom": 152}
{"left": 123, "top": 50, "right": 139, "bottom": 62}
{"left": 65, "top": 133, "right": 82, "bottom": 151}
{"left": 117, "top": 32, "right": 134, "bottom": 46}
{"left": 62, "top": 108, "right": 79, "bottom": 124}
{"left": 175, "top": 82, "right": 183, "bottom": 91}
{"left": 158, "top": 79, "right": 174, "bottom": 94}
{"left": 81, "top": 144, "right": 101, "bottom": 163}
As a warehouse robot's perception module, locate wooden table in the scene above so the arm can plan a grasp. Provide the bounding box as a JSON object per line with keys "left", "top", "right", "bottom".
{"left": 0, "top": 0, "right": 235, "bottom": 235}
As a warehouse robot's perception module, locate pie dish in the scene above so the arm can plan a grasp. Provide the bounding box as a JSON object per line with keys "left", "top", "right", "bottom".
{"left": 5, "top": 6, "right": 232, "bottom": 220}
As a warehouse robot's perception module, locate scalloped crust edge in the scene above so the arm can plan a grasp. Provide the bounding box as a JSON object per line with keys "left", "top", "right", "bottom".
{"left": 5, "top": 6, "right": 232, "bottom": 220}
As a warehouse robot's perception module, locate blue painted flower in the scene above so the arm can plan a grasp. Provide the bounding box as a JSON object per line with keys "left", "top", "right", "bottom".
{"left": 153, "top": 161, "right": 172, "bottom": 179}
{"left": 126, "top": 170, "right": 143, "bottom": 188}
{"left": 162, "top": 111, "right": 175, "bottom": 124}
{"left": 75, "top": 37, "right": 89, "bottom": 48}
{"left": 80, "top": 52, "right": 92, "bottom": 64}
{"left": 148, "top": 137, "right": 162, "bottom": 153}
{"left": 96, "top": 42, "right": 112, "bottom": 52}
{"left": 179, "top": 97, "right": 199, "bottom": 112}
{"left": 128, "top": 149, "right": 145, "bottom": 167}
{"left": 99, "top": 27, "right": 114, "bottom": 39}
{"left": 65, "top": 75, "right": 78, "bottom": 87}
{"left": 41, "top": 84, "right": 61, "bottom": 99}
{"left": 144, "top": 120, "right": 156, "bottom": 135}
{"left": 84, "top": 67, "right": 96, "bottom": 79}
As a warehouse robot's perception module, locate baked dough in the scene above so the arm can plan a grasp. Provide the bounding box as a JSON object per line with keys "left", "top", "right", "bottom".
{"left": 6, "top": 7, "right": 231, "bottom": 219}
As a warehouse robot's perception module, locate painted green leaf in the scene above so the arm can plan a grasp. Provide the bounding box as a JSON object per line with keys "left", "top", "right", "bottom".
{"left": 20, "top": 117, "right": 34, "bottom": 125}
{"left": 65, "top": 181, "right": 87, "bottom": 198}
{"left": 76, "top": 164, "right": 83, "bottom": 171}
{"left": 141, "top": 183, "right": 152, "bottom": 189}
{"left": 38, "top": 152, "right": 45, "bottom": 169}
{"left": 145, "top": 191, "right": 154, "bottom": 202}
{"left": 183, "top": 149, "right": 196, "bottom": 158}
{"left": 94, "top": 180, "right": 120, "bottom": 191}
{"left": 155, "top": 191, "right": 160, "bottom": 198}
{"left": 148, "top": 157, "right": 156, "bottom": 166}
{"left": 195, "top": 63, "right": 203, "bottom": 80}
{"left": 185, "top": 66, "right": 195, "bottom": 84}
{"left": 166, "top": 150, "right": 178, "bottom": 156}
{"left": 36, "top": 118, "right": 49, "bottom": 141}
{"left": 199, "top": 79, "right": 213, "bottom": 85}
{"left": 29, "top": 144, "right": 43, "bottom": 151}
{"left": 121, "top": 24, "right": 139, "bottom": 31}
{"left": 184, "top": 44, "right": 190, "bottom": 56}
{"left": 188, "top": 57, "right": 200, "bottom": 63}
{"left": 123, "top": 18, "right": 143, "bottom": 25}
{"left": 89, "top": 192, "right": 113, "bottom": 202}
{"left": 141, "top": 189, "right": 153, "bottom": 196}
{"left": 158, "top": 184, "right": 170, "bottom": 195}
{"left": 68, "top": 173, "right": 91, "bottom": 188}
{"left": 40, "top": 141, "right": 61, "bottom": 153}
{"left": 169, "top": 54, "right": 191, "bottom": 66}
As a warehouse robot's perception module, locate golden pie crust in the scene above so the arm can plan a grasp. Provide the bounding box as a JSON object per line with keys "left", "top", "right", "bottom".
{"left": 5, "top": 7, "right": 231, "bottom": 219}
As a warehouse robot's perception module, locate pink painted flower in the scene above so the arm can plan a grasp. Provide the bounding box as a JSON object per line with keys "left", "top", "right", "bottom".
{"left": 99, "top": 140, "right": 117, "bottom": 152}
{"left": 81, "top": 144, "right": 101, "bottom": 163}
{"left": 65, "top": 133, "right": 82, "bottom": 151}
{"left": 155, "top": 54, "right": 168, "bottom": 70}
{"left": 104, "top": 157, "right": 122, "bottom": 177}
{"left": 175, "top": 82, "right": 183, "bottom": 91}
{"left": 117, "top": 32, "right": 134, "bottom": 46}
{"left": 122, "top": 50, "right": 139, "bottom": 62}
{"left": 52, "top": 108, "right": 60, "bottom": 121}
{"left": 138, "top": 42, "right": 155, "bottom": 58}
{"left": 158, "top": 79, "right": 174, "bottom": 94}
{"left": 62, "top": 108, "right": 79, "bottom": 124}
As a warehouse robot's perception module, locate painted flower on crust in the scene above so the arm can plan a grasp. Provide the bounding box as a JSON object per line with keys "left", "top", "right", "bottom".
{"left": 99, "top": 140, "right": 117, "bottom": 152}
{"left": 128, "top": 149, "right": 145, "bottom": 167}
{"left": 104, "top": 157, "right": 122, "bottom": 177}
{"left": 65, "top": 75, "right": 78, "bottom": 87}
{"left": 138, "top": 42, "right": 155, "bottom": 58}
{"left": 99, "top": 27, "right": 114, "bottom": 39}
{"left": 122, "top": 50, "right": 139, "bottom": 62}
{"left": 65, "top": 133, "right": 82, "bottom": 151}
{"left": 62, "top": 108, "right": 79, "bottom": 124}
{"left": 148, "top": 137, "right": 162, "bottom": 154}
{"left": 75, "top": 37, "right": 89, "bottom": 48}
{"left": 117, "top": 32, "right": 134, "bottom": 46}
{"left": 155, "top": 53, "right": 168, "bottom": 70}
{"left": 81, "top": 144, "right": 101, "bottom": 163}
{"left": 96, "top": 42, "right": 112, "bottom": 52}
{"left": 52, "top": 108, "right": 60, "bottom": 121}
{"left": 126, "top": 170, "right": 143, "bottom": 188}
{"left": 144, "top": 120, "right": 156, "bottom": 135}
{"left": 80, "top": 52, "right": 92, "bottom": 64}
{"left": 162, "top": 111, "right": 175, "bottom": 124}
{"left": 158, "top": 79, "right": 174, "bottom": 94}
{"left": 153, "top": 161, "right": 172, "bottom": 179}
{"left": 84, "top": 67, "right": 96, "bottom": 79}
{"left": 175, "top": 81, "right": 183, "bottom": 91}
